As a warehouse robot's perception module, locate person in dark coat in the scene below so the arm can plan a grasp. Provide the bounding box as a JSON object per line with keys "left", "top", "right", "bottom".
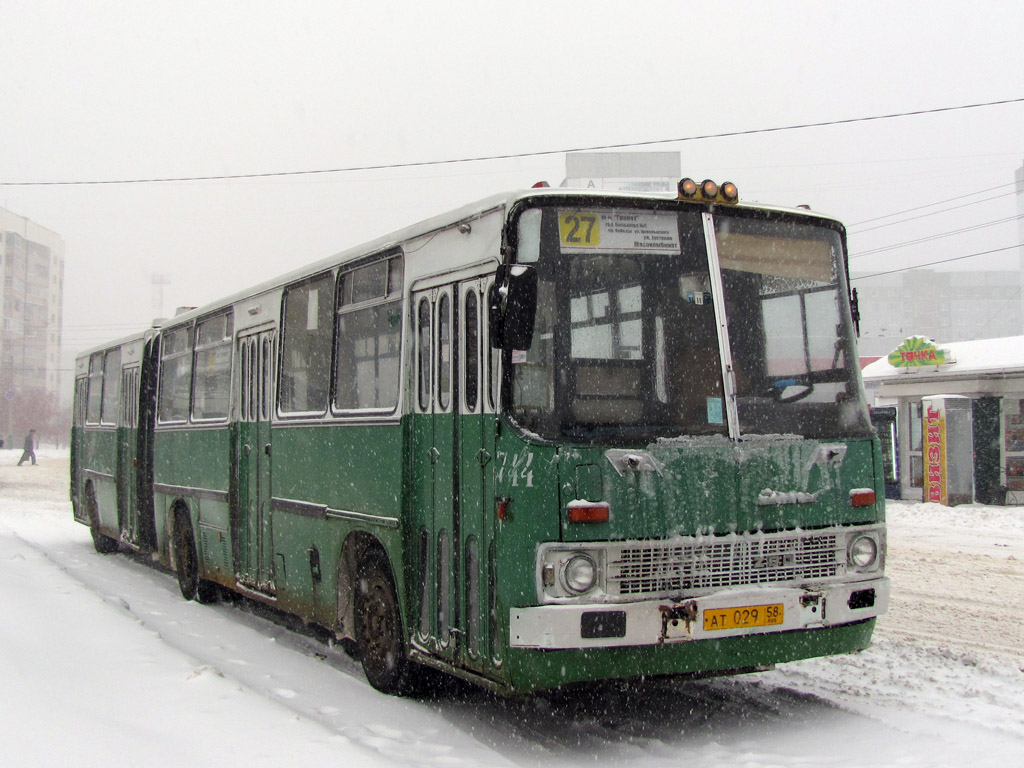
{"left": 17, "top": 429, "right": 36, "bottom": 466}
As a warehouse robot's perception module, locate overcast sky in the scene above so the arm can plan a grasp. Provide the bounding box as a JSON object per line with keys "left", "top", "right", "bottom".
{"left": 1, "top": 1, "right": 1023, "bottom": 389}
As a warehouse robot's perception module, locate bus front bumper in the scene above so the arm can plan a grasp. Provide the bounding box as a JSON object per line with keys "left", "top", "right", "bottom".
{"left": 509, "top": 577, "right": 889, "bottom": 650}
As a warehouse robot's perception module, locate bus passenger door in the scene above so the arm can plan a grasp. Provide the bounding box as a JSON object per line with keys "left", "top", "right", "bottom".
{"left": 411, "top": 287, "right": 458, "bottom": 664}
{"left": 236, "top": 329, "right": 277, "bottom": 594}
{"left": 71, "top": 376, "right": 88, "bottom": 524}
{"left": 457, "top": 277, "right": 497, "bottom": 671}
{"left": 119, "top": 365, "right": 142, "bottom": 546}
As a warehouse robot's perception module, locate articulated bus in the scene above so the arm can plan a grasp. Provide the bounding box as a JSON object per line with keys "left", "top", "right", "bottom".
{"left": 71, "top": 180, "right": 888, "bottom": 695}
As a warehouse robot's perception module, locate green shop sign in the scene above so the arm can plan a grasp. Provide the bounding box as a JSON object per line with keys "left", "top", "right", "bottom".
{"left": 888, "top": 336, "right": 951, "bottom": 368}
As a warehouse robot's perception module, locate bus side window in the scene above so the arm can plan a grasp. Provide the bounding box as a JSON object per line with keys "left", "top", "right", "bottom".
{"left": 279, "top": 273, "right": 333, "bottom": 415}
{"left": 464, "top": 289, "right": 479, "bottom": 413}
{"left": 74, "top": 377, "right": 88, "bottom": 427}
{"left": 262, "top": 335, "right": 275, "bottom": 420}
{"left": 158, "top": 326, "right": 193, "bottom": 424}
{"left": 238, "top": 339, "right": 250, "bottom": 422}
{"left": 486, "top": 282, "right": 500, "bottom": 412}
{"left": 192, "top": 312, "right": 232, "bottom": 421}
{"left": 86, "top": 352, "right": 104, "bottom": 425}
{"left": 334, "top": 254, "right": 402, "bottom": 412}
{"left": 417, "top": 297, "right": 432, "bottom": 412}
{"left": 100, "top": 349, "right": 121, "bottom": 425}
{"left": 437, "top": 292, "right": 452, "bottom": 412}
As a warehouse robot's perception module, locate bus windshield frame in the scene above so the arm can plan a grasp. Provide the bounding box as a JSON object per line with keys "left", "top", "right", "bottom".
{"left": 504, "top": 199, "right": 872, "bottom": 444}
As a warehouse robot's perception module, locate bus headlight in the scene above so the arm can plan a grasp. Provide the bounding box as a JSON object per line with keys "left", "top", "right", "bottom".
{"left": 563, "top": 554, "right": 597, "bottom": 594}
{"left": 848, "top": 534, "right": 879, "bottom": 569}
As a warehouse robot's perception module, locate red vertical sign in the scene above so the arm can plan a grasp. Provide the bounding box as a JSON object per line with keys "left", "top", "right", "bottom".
{"left": 923, "top": 405, "right": 946, "bottom": 505}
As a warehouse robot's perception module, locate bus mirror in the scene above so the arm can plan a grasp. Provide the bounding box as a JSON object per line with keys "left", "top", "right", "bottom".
{"left": 490, "top": 264, "right": 538, "bottom": 350}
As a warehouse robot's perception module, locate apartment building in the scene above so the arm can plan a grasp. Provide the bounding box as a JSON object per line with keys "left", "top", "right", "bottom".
{"left": 0, "top": 207, "right": 65, "bottom": 444}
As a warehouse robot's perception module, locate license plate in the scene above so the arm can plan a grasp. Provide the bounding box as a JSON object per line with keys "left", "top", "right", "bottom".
{"left": 703, "top": 604, "right": 784, "bottom": 632}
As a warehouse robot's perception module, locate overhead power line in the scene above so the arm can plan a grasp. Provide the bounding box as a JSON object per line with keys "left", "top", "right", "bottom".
{"left": 851, "top": 213, "right": 1024, "bottom": 258}
{"left": 2, "top": 97, "right": 1023, "bottom": 187}
{"left": 847, "top": 182, "right": 1019, "bottom": 228}
{"left": 848, "top": 189, "right": 1020, "bottom": 234}
{"left": 850, "top": 244, "right": 1022, "bottom": 280}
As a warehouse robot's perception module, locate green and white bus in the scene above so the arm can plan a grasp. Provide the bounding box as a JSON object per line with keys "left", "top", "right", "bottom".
{"left": 72, "top": 179, "right": 888, "bottom": 695}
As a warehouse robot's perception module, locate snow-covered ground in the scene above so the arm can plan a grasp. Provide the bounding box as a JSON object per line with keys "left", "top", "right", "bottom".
{"left": 2, "top": 449, "right": 1022, "bottom": 767}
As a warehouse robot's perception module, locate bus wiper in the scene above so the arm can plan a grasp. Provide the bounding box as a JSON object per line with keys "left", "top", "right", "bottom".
{"left": 769, "top": 366, "right": 849, "bottom": 403}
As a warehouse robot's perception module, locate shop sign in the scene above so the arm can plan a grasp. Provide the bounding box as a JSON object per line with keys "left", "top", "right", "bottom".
{"left": 923, "top": 404, "right": 947, "bottom": 505}
{"left": 888, "top": 336, "right": 953, "bottom": 368}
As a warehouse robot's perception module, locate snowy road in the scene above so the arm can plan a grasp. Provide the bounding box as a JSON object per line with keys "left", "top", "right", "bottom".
{"left": 2, "top": 451, "right": 1022, "bottom": 767}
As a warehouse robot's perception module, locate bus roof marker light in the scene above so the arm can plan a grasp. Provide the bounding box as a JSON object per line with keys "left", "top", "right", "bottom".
{"left": 720, "top": 181, "right": 739, "bottom": 203}
{"left": 678, "top": 178, "right": 699, "bottom": 199}
{"left": 701, "top": 180, "right": 719, "bottom": 200}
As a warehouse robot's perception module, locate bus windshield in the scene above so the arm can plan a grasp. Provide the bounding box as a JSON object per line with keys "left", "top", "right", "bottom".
{"left": 508, "top": 203, "right": 871, "bottom": 442}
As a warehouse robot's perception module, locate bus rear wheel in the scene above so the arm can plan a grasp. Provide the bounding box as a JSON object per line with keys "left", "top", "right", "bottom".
{"left": 355, "top": 552, "right": 416, "bottom": 695}
{"left": 86, "top": 485, "right": 119, "bottom": 555}
{"left": 172, "top": 512, "right": 218, "bottom": 604}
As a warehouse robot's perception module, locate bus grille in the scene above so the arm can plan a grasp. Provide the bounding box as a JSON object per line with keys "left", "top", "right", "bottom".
{"left": 607, "top": 531, "right": 844, "bottom": 597}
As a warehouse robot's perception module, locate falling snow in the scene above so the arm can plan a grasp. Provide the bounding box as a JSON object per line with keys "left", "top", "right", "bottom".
{"left": 2, "top": 450, "right": 1021, "bottom": 767}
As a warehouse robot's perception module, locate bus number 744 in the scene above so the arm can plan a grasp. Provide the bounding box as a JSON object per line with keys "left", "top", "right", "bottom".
{"left": 496, "top": 449, "right": 534, "bottom": 488}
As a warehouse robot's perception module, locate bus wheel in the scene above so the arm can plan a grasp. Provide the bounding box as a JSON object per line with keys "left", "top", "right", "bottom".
{"left": 355, "top": 552, "right": 414, "bottom": 695}
{"left": 172, "top": 512, "right": 218, "bottom": 604}
{"left": 86, "top": 485, "right": 119, "bottom": 555}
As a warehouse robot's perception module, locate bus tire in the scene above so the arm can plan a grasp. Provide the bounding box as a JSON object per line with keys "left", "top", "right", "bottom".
{"left": 355, "top": 552, "right": 415, "bottom": 695}
{"left": 86, "top": 484, "right": 119, "bottom": 555}
{"left": 172, "top": 510, "right": 218, "bottom": 604}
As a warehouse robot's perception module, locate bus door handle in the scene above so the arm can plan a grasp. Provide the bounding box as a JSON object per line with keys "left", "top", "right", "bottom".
{"left": 243, "top": 444, "right": 252, "bottom": 457}
{"left": 264, "top": 443, "right": 272, "bottom": 457}
{"left": 429, "top": 447, "right": 440, "bottom": 465}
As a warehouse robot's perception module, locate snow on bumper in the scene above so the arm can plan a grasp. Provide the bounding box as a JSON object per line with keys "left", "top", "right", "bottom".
{"left": 509, "top": 577, "right": 889, "bottom": 649}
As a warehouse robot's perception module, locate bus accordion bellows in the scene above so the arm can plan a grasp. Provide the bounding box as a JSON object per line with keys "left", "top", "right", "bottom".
{"left": 71, "top": 181, "right": 888, "bottom": 695}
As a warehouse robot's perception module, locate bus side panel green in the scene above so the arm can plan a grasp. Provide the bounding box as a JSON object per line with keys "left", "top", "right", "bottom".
{"left": 270, "top": 511, "right": 344, "bottom": 620}
{"left": 271, "top": 423, "right": 405, "bottom": 623}
{"left": 94, "top": 477, "right": 118, "bottom": 532}
{"left": 117, "top": 423, "right": 143, "bottom": 543}
{"left": 504, "top": 620, "right": 876, "bottom": 694}
{"left": 152, "top": 427, "right": 231, "bottom": 568}
{"left": 152, "top": 490, "right": 173, "bottom": 564}
{"left": 81, "top": 428, "right": 119, "bottom": 535}
{"left": 152, "top": 427, "right": 231, "bottom": 495}
{"left": 197, "top": 498, "right": 232, "bottom": 579}
{"left": 407, "top": 415, "right": 436, "bottom": 643}
{"left": 491, "top": 433, "right": 561, "bottom": 663}
{"left": 272, "top": 424, "right": 404, "bottom": 519}
{"left": 456, "top": 410, "right": 496, "bottom": 670}
{"left": 481, "top": 412, "right": 501, "bottom": 667}
{"left": 407, "top": 411, "right": 433, "bottom": 637}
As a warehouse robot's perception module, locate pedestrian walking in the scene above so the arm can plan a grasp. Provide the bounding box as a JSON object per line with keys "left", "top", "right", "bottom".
{"left": 17, "top": 429, "right": 36, "bottom": 466}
